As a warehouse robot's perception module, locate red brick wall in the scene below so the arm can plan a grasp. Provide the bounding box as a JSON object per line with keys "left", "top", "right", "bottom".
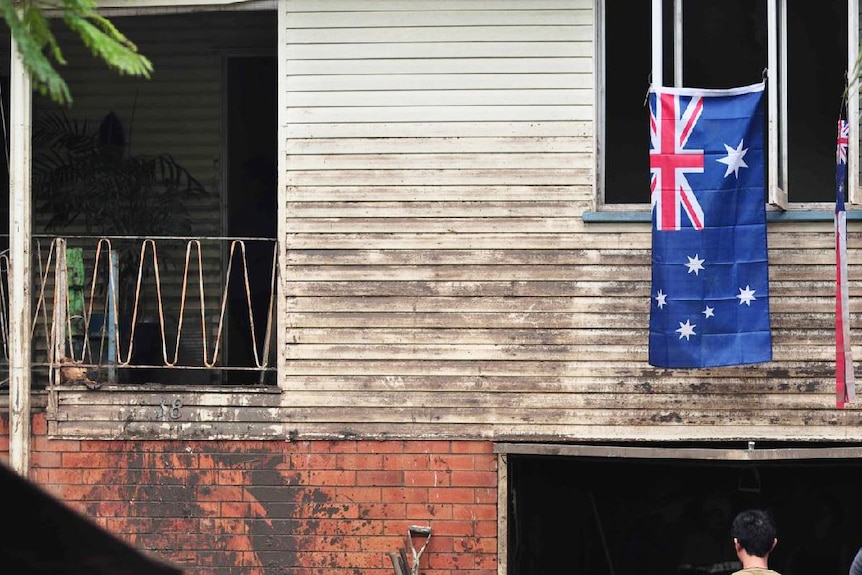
{"left": 1, "top": 413, "right": 498, "bottom": 575}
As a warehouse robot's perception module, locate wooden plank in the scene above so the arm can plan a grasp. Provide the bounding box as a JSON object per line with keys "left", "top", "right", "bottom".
{"left": 283, "top": 264, "right": 645, "bottom": 281}
{"left": 286, "top": 202, "right": 588, "bottom": 218}
{"left": 281, "top": 325, "right": 859, "bottom": 345}
{"left": 285, "top": 152, "right": 587, "bottom": 170}
{"left": 54, "top": 405, "right": 862, "bottom": 426}
{"left": 288, "top": 73, "right": 588, "bottom": 92}
{"left": 286, "top": 186, "right": 590, "bottom": 202}
{"left": 283, "top": 249, "right": 647, "bottom": 265}
{"left": 286, "top": 0, "right": 587, "bottom": 12}
{"left": 287, "top": 138, "right": 591, "bottom": 155}
{"left": 52, "top": 374, "right": 837, "bottom": 399}
{"left": 280, "top": 343, "right": 840, "bottom": 362}
{"left": 285, "top": 121, "right": 591, "bottom": 138}
{"left": 277, "top": 359, "right": 840, "bottom": 377}
{"left": 286, "top": 42, "right": 591, "bottom": 60}
{"left": 283, "top": 218, "right": 592, "bottom": 233}
{"left": 284, "top": 10, "right": 592, "bottom": 28}
{"left": 285, "top": 105, "right": 592, "bottom": 124}
{"left": 50, "top": 420, "right": 862, "bottom": 442}
{"left": 285, "top": 26, "right": 591, "bottom": 44}
{"left": 280, "top": 279, "right": 862, "bottom": 298}
{"left": 287, "top": 58, "right": 592, "bottom": 77}
{"left": 283, "top": 312, "right": 856, "bottom": 331}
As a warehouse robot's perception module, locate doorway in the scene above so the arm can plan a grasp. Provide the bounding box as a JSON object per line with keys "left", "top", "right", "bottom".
{"left": 505, "top": 443, "right": 862, "bottom": 575}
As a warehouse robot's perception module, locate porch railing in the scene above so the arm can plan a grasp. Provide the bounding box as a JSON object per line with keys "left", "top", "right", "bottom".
{"left": 19, "top": 235, "right": 278, "bottom": 387}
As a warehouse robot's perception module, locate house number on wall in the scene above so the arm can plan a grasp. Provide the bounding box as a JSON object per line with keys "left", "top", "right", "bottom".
{"left": 157, "top": 398, "right": 183, "bottom": 420}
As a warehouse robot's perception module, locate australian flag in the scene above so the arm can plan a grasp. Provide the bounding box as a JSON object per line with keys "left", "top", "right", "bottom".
{"left": 648, "top": 82, "right": 772, "bottom": 368}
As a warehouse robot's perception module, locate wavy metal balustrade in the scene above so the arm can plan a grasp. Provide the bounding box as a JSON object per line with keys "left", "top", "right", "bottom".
{"left": 19, "top": 236, "right": 278, "bottom": 388}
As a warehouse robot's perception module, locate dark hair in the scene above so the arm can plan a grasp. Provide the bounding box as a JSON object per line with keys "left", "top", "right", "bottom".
{"left": 732, "top": 509, "right": 777, "bottom": 557}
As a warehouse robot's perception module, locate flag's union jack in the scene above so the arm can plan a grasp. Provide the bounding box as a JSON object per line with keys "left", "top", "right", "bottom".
{"left": 838, "top": 118, "right": 850, "bottom": 166}
{"left": 650, "top": 92, "right": 706, "bottom": 231}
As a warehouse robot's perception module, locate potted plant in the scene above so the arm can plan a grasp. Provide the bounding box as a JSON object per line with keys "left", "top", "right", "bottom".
{"left": 32, "top": 109, "right": 207, "bottom": 380}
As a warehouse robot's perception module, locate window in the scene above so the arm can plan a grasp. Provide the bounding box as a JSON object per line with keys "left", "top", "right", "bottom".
{"left": 598, "top": 0, "right": 858, "bottom": 208}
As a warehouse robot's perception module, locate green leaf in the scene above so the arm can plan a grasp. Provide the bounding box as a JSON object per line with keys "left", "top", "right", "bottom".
{"left": 1, "top": 0, "right": 153, "bottom": 106}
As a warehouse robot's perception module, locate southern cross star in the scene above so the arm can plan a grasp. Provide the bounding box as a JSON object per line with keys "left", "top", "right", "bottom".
{"left": 676, "top": 319, "right": 696, "bottom": 340}
{"left": 737, "top": 285, "right": 757, "bottom": 306}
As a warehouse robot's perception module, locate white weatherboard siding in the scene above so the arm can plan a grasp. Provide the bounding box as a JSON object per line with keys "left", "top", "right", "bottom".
{"left": 48, "top": 0, "right": 862, "bottom": 440}
{"left": 282, "top": 0, "right": 597, "bottom": 432}
{"left": 276, "top": 0, "right": 862, "bottom": 442}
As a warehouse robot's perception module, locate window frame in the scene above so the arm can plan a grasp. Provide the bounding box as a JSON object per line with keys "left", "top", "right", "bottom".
{"left": 596, "top": 0, "right": 859, "bottom": 210}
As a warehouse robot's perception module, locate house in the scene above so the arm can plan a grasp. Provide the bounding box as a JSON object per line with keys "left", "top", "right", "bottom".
{"left": 1, "top": 0, "right": 862, "bottom": 574}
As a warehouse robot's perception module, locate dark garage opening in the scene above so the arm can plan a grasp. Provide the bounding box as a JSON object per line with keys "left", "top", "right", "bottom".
{"left": 507, "top": 445, "right": 862, "bottom": 575}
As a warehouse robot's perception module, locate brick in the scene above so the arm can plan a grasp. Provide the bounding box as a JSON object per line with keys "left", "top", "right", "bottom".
{"left": 356, "top": 469, "right": 402, "bottom": 486}
{"left": 221, "top": 501, "right": 257, "bottom": 518}
{"left": 429, "top": 454, "right": 475, "bottom": 471}
{"left": 32, "top": 436, "right": 80, "bottom": 454}
{"left": 381, "top": 487, "right": 428, "bottom": 503}
{"left": 307, "top": 502, "right": 361, "bottom": 520}
{"left": 454, "top": 536, "right": 498, "bottom": 554}
{"left": 194, "top": 485, "right": 242, "bottom": 502}
{"left": 336, "top": 519, "right": 385, "bottom": 536}
{"left": 357, "top": 502, "right": 406, "bottom": 520}
{"left": 449, "top": 470, "right": 496, "bottom": 487}
{"left": 406, "top": 441, "right": 452, "bottom": 454}
{"left": 358, "top": 534, "right": 403, "bottom": 552}
{"left": 427, "top": 552, "right": 496, "bottom": 570}
{"left": 474, "top": 454, "right": 497, "bottom": 471}
{"left": 474, "top": 488, "right": 496, "bottom": 504}
{"left": 41, "top": 467, "right": 85, "bottom": 485}
{"left": 356, "top": 440, "right": 405, "bottom": 454}
{"left": 216, "top": 469, "right": 245, "bottom": 485}
{"left": 428, "top": 487, "right": 474, "bottom": 504}
{"left": 453, "top": 503, "right": 496, "bottom": 521}
{"left": 405, "top": 503, "right": 453, "bottom": 520}
{"left": 309, "top": 469, "right": 356, "bottom": 486}
{"left": 31, "top": 414, "right": 47, "bottom": 434}
{"left": 314, "top": 534, "right": 364, "bottom": 552}
{"left": 404, "top": 469, "right": 451, "bottom": 487}
{"left": 336, "top": 453, "right": 383, "bottom": 470}
{"left": 450, "top": 441, "right": 494, "bottom": 454}
{"left": 418, "top": 520, "right": 475, "bottom": 537}
{"left": 383, "top": 453, "right": 430, "bottom": 470}
{"left": 292, "top": 453, "right": 338, "bottom": 470}
{"left": 310, "top": 441, "right": 357, "bottom": 454}
{"left": 331, "top": 486, "right": 382, "bottom": 503}
{"left": 474, "top": 520, "right": 497, "bottom": 537}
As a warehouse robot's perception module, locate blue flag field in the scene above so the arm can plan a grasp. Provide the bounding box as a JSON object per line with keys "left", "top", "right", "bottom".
{"left": 648, "top": 82, "right": 772, "bottom": 368}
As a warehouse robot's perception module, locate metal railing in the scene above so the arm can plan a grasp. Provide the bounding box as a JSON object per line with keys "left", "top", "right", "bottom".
{"left": 21, "top": 235, "right": 278, "bottom": 387}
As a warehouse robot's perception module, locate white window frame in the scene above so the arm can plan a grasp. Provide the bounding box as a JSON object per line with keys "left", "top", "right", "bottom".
{"left": 598, "top": 0, "right": 859, "bottom": 210}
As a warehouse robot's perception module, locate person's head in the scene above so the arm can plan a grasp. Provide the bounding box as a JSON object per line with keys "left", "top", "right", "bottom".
{"left": 731, "top": 509, "right": 778, "bottom": 558}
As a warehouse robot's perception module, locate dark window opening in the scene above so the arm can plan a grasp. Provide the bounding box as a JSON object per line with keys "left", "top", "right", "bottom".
{"left": 225, "top": 55, "right": 277, "bottom": 385}
{"left": 603, "top": 0, "right": 845, "bottom": 205}
{"left": 604, "top": 1, "right": 652, "bottom": 204}
{"left": 785, "top": 0, "right": 847, "bottom": 202}
{"left": 507, "top": 448, "right": 862, "bottom": 575}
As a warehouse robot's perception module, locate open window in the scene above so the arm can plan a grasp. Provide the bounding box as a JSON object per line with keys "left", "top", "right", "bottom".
{"left": 598, "top": 0, "right": 858, "bottom": 209}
